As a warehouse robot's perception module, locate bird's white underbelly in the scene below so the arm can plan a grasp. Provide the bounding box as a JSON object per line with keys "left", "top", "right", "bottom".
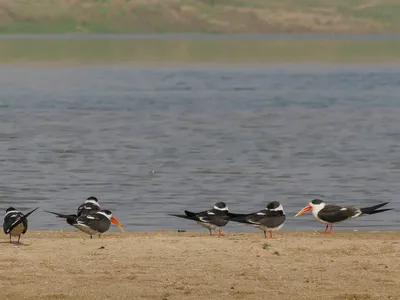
{"left": 196, "top": 221, "right": 216, "bottom": 231}
{"left": 253, "top": 223, "right": 284, "bottom": 231}
{"left": 74, "top": 224, "right": 99, "bottom": 236}
{"left": 257, "top": 223, "right": 284, "bottom": 232}
{"left": 10, "top": 223, "right": 25, "bottom": 236}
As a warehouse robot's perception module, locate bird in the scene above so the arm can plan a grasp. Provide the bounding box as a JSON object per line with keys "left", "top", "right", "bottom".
{"left": 228, "top": 201, "right": 286, "bottom": 239}
{"left": 295, "top": 199, "right": 393, "bottom": 234}
{"left": 53, "top": 209, "right": 124, "bottom": 239}
{"left": 76, "top": 196, "right": 101, "bottom": 217}
{"left": 3, "top": 207, "right": 39, "bottom": 244}
{"left": 44, "top": 196, "right": 101, "bottom": 225}
{"left": 169, "top": 202, "right": 230, "bottom": 237}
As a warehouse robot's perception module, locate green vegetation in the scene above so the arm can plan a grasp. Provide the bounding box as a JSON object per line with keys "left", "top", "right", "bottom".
{"left": 0, "top": 0, "right": 400, "bottom": 34}
{"left": 2, "top": 38, "right": 400, "bottom": 64}
{"left": 262, "top": 242, "right": 272, "bottom": 249}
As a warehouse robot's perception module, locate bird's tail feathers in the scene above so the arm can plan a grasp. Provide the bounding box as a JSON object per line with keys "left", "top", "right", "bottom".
{"left": 44, "top": 210, "right": 78, "bottom": 225}
{"left": 184, "top": 210, "right": 198, "bottom": 218}
{"left": 360, "top": 202, "right": 394, "bottom": 215}
{"left": 44, "top": 210, "right": 74, "bottom": 219}
{"left": 22, "top": 207, "right": 39, "bottom": 219}
{"left": 227, "top": 213, "right": 249, "bottom": 223}
{"left": 168, "top": 213, "right": 196, "bottom": 221}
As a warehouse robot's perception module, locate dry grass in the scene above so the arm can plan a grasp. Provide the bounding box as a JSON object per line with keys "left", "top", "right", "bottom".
{"left": 2, "top": 230, "right": 400, "bottom": 300}
{"left": 2, "top": 38, "right": 400, "bottom": 65}
{"left": 0, "top": 0, "right": 400, "bottom": 33}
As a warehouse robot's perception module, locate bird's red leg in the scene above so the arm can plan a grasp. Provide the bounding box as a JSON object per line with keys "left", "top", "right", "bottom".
{"left": 218, "top": 228, "right": 223, "bottom": 238}
{"left": 99, "top": 234, "right": 101, "bottom": 239}
{"left": 9, "top": 235, "right": 11, "bottom": 244}
{"left": 321, "top": 224, "right": 329, "bottom": 234}
{"left": 328, "top": 224, "right": 333, "bottom": 234}
{"left": 264, "top": 230, "right": 267, "bottom": 239}
{"left": 269, "top": 231, "right": 273, "bottom": 239}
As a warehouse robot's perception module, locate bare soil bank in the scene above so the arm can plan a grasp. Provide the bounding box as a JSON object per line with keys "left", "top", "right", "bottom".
{"left": 2, "top": 230, "right": 400, "bottom": 300}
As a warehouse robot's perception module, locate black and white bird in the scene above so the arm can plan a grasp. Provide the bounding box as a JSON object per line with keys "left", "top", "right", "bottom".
{"left": 76, "top": 196, "right": 101, "bottom": 217}
{"left": 45, "top": 196, "right": 101, "bottom": 225}
{"left": 228, "top": 201, "right": 286, "bottom": 239}
{"left": 169, "top": 202, "right": 230, "bottom": 237}
{"left": 3, "top": 207, "right": 39, "bottom": 243}
{"left": 295, "top": 199, "right": 393, "bottom": 233}
{"left": 54, "top": 209, "right": 124, "bottom": 238}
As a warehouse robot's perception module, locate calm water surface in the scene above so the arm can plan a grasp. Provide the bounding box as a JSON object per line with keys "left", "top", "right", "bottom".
{"left": 0, "top": 64, "right": 399, "bottom": 232}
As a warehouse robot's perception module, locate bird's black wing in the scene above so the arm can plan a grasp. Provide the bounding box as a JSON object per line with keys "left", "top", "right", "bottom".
{"left": 20, "top": 207, "right": 39, "bottom": 234}
{"left": 3, "top": 211, "right": 24, "bottom": 234}
{"left": 77, "top": 202, "right": 100, "bottom": 217}
{"left": 195, "top": 209, "right": 230, "bottom": 227}
{"left": 258, "top": 210, "right": 286, "bottom": 228}
{"left": 229, "top": 209, "right": 268, "bottom": 224}
{"left": 74, "top": 213, "right": 110, "bottom": 233}
{"left": 3, "top": 207, "right": 38, "bottom": 235}
{"left": 318, "top": 204, "right": 355, "bottom": 223}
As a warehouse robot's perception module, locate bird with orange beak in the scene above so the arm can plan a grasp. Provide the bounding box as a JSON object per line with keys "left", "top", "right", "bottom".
{"left": 72, "top": 209, "right": 124, "bottom": 238}
{"left": 295, "top": 199, "right": 393, "bottom": 234}
{"left": 47, "top": 208, "right": 124, "bottom": 238}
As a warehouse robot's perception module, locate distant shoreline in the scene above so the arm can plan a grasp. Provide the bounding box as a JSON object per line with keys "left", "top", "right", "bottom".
{"left": 2, "top": 38, "right": 400, "bottom": 65}
{"left": 2, "top": 33, "right": 400, "bottom": 40}
{"left": 1, "top": 1, "right": 400, "bottom": 35}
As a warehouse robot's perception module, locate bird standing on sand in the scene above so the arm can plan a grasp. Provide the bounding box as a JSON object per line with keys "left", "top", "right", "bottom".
{"left": 71, "top": 209, "right": 124, "bottom": 238}
{"left": 3, "top": 207, "right": 39, "bottom": 243}
{"left": 169, "top": 202, "right": 230, "bottom": 237}
{"left": 50, "top": 209, "right": 124, "bottom": 239}
{"left": 228, "top": 201, "right": 286, "bottom": 239}
{"left": 45, "top": 196, "right": 124, "bottom": 238}
{"left": 295, "top": 199, "right": 393, "bottom": 234}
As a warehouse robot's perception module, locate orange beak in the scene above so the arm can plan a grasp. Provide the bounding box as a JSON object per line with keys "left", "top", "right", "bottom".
{"left": 110, "top": 216, "right": 124, "bottom": 232}
{"left": 295, "top": 205, "right": 312, "bottom": 217}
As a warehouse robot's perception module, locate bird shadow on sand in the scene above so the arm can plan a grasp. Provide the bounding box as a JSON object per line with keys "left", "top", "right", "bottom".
{"left": 0, "top": 241, "right": 30, "bottom": 246}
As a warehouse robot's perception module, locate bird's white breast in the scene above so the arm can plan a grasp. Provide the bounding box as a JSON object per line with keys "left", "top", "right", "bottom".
{"left": 10, "top": 223, "right": 25, "bottom": 236}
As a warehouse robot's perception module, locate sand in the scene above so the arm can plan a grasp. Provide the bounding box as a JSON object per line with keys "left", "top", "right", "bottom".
{"left": 1, "top": 230, "right": 400, "bottom": 300}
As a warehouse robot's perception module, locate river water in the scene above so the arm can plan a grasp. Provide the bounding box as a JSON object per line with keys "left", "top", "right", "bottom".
{"left": 1, "top": 64, "right": 399, "bottom": 232}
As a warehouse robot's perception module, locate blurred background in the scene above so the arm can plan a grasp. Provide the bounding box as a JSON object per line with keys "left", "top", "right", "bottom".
{"left": 0, "top": 0, "right": 399, "bottom": 232}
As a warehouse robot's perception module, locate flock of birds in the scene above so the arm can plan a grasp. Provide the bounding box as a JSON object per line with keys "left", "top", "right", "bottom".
{"left": 3, "top": 196, "right": 394, "bottom": 244}
{"left": 3, "top": 197, "right": 124, "bottom": 244}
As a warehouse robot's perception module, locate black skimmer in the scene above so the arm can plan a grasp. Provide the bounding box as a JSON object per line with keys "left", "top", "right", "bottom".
{"left": 45, "top": 196, "right": 101, "bottom": 225}
{"left": 3, "top": 207, "right": 39, "bottom": 243}
{"left": 295, "top": 199, "right": 393, "bottom": 234}
{"left": 169, "top": 202, "right": 230, "bottom": 237}
{"left": 228, "top": 201, "right": 286, "bottom": 239}
{"left": 76, "top": 196, "right": 100, "bottom": 216}
{"left": 58, "top": 209, "right": 124, "bottom": 238}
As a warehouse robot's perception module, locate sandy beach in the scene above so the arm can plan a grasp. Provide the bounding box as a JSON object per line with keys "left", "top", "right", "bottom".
{"left": 1, "top": 230, "right": 400, "bottom": 300}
